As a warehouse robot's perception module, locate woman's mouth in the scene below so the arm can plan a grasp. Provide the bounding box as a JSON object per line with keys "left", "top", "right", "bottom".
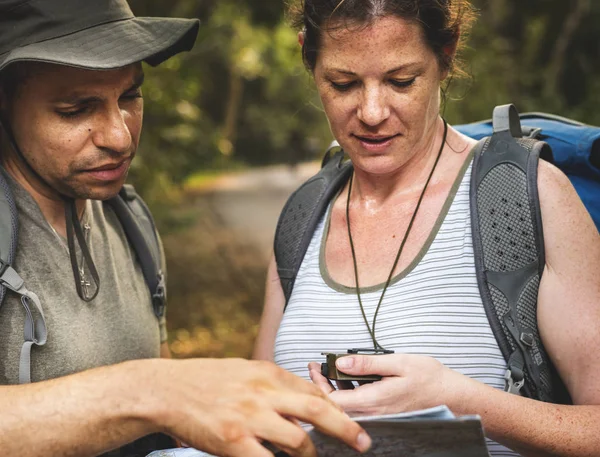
{"left": 353, "top": 134, "right": 399, "bottom": 152}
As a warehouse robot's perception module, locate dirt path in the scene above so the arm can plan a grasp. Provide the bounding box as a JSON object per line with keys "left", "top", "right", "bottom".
{"left": 193, "top": 161, "right": 319, "bottom": 260}
{"left": 163, "top": 162, "right": 319, "bottom": 358}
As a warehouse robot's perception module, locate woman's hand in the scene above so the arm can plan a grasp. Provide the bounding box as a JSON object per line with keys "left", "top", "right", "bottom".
{"left": 308, "top": 354, "right": 475, "bottom": 416}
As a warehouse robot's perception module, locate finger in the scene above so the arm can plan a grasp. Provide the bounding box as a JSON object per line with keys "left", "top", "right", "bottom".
{"left": 225, "top": 436, "right": 274, "bottom": 457}
{"left": 335, "top": 380, "right": 355, "bottom": 390}
{"left": 256, "top": 411, "right": 316, "bottom": 457}
{"left": 307, "top": 362, "right": 321, "bottom": 373}
{"left": 328, "top": 382, "right": 388, "bottom": 415}
{"left": 269, "top": 362, "right": 329, "bottom": 398}
{"left": 308, "top": 365, "right": 335, "bottom": 395}
{"left": 335, "top": 354, "right": 405, "bottom": 377}
{"left": 269, "top": 391, "right": 372, "bottom": 453}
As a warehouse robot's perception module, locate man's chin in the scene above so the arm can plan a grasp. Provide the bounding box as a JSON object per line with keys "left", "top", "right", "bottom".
{"left": 67, "top": 180, "right": 127, "bottom": 201}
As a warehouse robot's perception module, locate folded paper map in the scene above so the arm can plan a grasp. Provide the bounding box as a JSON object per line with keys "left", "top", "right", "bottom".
{"left": 146, "top": 406, "right": 491, "bottom": 457}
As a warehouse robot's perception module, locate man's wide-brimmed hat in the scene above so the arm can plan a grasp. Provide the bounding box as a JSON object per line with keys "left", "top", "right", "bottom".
{"left": 0, "top": 0, "right": 200, "bottom": 72}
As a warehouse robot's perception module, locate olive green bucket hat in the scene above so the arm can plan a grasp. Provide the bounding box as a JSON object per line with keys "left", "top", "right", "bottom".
{"left": 0, "top": 0, "right": 200, "bottom": 72}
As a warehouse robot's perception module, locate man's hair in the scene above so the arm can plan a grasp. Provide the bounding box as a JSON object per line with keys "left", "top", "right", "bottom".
{"left": 0, "top": 63, "right": 32, "bottom": 105}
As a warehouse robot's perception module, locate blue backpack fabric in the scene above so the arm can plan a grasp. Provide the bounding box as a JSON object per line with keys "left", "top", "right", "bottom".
{"left": 455, "top": 113, "right": 600, "bottom": 231}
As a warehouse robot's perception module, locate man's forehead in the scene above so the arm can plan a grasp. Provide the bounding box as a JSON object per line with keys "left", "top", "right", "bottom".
{"left": 22, "top": 62, "right": 144, "bottom": 98}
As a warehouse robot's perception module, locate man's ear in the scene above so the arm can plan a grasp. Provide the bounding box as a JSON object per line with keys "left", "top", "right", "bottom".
{"left": 298, "top": 30, "right": 305, "bottom": 47}
{"left": 0, "top": 88, "right": 7, "bottom": 118}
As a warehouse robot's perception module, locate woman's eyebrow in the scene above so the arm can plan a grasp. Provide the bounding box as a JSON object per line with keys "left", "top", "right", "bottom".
{"left": 324, "top": 62, "right": 421, "bottom": 76}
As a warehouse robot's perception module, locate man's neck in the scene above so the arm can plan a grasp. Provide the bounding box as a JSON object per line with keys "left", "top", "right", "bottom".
{"left": 1, "top": 153, "right": 86, "bottom": 237}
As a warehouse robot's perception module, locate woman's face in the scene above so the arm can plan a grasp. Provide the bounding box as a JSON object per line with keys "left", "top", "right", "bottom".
{"left": 313, "top": 16, "right": 445, "bottom": 176}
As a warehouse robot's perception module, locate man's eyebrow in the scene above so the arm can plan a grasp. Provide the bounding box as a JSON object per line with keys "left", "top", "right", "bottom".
{"left": 129, "top": 72, "right": 145, "bottom": 90}
{"left": 53, "top": 72, "right": 145, "bottom": 105}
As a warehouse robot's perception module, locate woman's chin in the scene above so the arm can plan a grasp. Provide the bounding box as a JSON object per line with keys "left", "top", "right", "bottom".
{"left": 350, "top": 155, "right": 406, "bottom": 177}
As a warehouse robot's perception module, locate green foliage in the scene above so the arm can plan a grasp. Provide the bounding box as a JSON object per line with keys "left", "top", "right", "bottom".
{"left": 445, "top": 0, "right": 600, "bottom": 125}
{"left": 127, "top": 0, "right": 328, "bottom": 227}
{"left": 125, "top": 0, "right": 600, "bottom": 358}
{"left": 128, "top": 0, "right": 600, "bottom": 204}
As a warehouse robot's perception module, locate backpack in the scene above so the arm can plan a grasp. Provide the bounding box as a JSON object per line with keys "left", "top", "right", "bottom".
{"left": 274, "top": 104, "right": 600, "bottom": 404}
{"left": 0, "top": 176, "right": 166, "bottom": 384}
{"left": 455, "top": 111, "right": 600, "bottom": 231}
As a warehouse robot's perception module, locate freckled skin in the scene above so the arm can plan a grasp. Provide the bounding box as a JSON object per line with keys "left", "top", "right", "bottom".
{"left": 313, "top": 16, "right": 445, "bottom": 177}
{"left": 2, "top": 63, "right": 143, "bottom": 202}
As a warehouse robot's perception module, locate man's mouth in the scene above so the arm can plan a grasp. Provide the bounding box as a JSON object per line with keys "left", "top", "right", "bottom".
{"left": 87, "top": 159, "right": 129, "bottom": 172}
{"left": 83, "top": 158, "right": 131, "bottom": 182}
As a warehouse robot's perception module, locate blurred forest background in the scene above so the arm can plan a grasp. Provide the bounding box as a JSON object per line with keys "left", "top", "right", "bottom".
{"left": 126, "top": 0, "right": 600, "bottom": 359}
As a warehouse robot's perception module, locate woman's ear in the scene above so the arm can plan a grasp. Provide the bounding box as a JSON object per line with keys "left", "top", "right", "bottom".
{"left": 298, "top": 30, "right": 305, "bottom": 47}
{"left": 440, "top": 31, "right": 459, "bottom": 80}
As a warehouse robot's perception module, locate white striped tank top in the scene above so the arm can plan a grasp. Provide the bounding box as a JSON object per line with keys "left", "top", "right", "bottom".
{"left": 274, "top": 156, "right": 520, "bottom": 456}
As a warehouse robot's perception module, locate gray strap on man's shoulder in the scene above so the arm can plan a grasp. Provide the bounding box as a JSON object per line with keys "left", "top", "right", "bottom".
{"left": 0, "top": 264, "right": 47, "bottom": 383}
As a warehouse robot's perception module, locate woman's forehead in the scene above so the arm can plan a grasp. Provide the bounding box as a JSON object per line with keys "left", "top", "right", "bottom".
{"left": 317, "top": 16, "right": 432, "bottom": 72}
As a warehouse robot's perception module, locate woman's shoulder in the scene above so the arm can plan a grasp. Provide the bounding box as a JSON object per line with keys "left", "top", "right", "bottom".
{"left": 537, "top": 159, "right": 597, "bottom": 242}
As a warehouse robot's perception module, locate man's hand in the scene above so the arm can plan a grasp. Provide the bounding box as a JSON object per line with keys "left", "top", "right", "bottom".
{"left": 145, "top": 358, "right": 371, "bottom": 457}
{"left": 308, "top": 354, "right": 475, "bottom": 416}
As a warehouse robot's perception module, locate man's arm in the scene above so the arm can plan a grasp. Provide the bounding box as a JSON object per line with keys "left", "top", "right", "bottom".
{"left": 0, "top": 357, "right": 371, "bottom": 457}
{"left": 160, "top": 341, "right": 171, "bottom": 358}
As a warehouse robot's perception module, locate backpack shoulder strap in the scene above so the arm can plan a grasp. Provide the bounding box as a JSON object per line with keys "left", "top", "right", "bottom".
{"left": 274, "top": 148, "right": 352, "bottom": 308}
{"left": 0, "top": 171, "right": 47, "bottom": 384}
{"left": 470, "top": 104, "right": 567, "bottom": 403}
{"left": 106, "top": 185, "right": 166, "bottom": 318}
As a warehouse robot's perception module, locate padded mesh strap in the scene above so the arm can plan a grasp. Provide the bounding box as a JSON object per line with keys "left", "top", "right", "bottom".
{"left": 471, "top": 104, "right": 557, "bottom": 402}
{"left": 274, "top": 150, "right": 352, "bottom": 305}
{"left": 107, "top": 190, "right": 166, "bottom": 318}
{"left": 0, "top": 265, "right": 47, "bottom": 383}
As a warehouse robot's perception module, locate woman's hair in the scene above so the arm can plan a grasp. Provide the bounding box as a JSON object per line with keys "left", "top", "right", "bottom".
{"left": 288, "top": 0, "right": 476, "bottom": 78}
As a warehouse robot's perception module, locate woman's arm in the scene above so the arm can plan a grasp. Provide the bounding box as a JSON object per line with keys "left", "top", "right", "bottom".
{"left": 308, "top": 160, "right": 600, "bottom": 456}
{"left": 252, "top": 254, "right": 286, "bottom": 361}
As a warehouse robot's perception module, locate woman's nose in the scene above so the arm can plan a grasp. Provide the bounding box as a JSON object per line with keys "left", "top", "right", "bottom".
{"left": 357, "top": 86, "right": 390, "bottom": 127}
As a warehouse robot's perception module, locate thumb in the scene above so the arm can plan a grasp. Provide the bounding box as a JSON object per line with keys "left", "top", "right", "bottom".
{"left": 336, "top": 354, "right": 405, "bottom": 377}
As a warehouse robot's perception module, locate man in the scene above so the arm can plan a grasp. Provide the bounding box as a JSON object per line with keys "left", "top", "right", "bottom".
{"left": 0, "top": 1, "right": 371, "bottom": 456}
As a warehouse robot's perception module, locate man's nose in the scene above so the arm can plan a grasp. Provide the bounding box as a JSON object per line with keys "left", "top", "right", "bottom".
{"left": 357, "top": 86, "right": 390, "bottom": 127}
{"left": 92, "top": 105, "right": 133, "bottom": 154}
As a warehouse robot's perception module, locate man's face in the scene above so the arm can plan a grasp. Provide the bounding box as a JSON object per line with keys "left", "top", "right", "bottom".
{"left": 4, "top": 62, "right": 144, "bottom": 200}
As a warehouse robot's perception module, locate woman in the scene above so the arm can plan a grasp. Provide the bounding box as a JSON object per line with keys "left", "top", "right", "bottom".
{"left": 253, "top": 0, "right": 600, "bottom": 456}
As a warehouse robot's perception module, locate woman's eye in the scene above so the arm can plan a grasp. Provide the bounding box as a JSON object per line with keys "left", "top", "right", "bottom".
{"left": 390, "top": 78, "right": 416, "bottom": 88}
{"left": 330, "top": 81, "right": 356, "bottom": 92}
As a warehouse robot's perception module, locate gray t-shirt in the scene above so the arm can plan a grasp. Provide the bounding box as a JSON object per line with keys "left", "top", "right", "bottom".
{"left": 0, "top": 174, "right": 167, "bottom": 384}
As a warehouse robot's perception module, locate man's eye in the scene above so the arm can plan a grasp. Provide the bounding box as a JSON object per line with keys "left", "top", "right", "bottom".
{"left": 390, "top": 78, "right": 416, "bottom": 88}
{"left": 57, "top": 107, "right": 88, "bottom": 118}
{"left": 122, "top": 90, "right": 143, "bottom": 100}
{"left": 330, "top": 81, "right": 356, "bottom": 92}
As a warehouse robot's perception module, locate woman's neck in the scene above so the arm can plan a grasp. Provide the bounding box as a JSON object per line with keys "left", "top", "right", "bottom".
{"left": 350, "top": 117, "right": 448, "bottom": 208}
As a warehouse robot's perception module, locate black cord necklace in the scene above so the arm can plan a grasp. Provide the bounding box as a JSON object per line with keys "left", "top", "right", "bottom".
{"left": 346, "top": 119, "right": 448, "bottom": 350}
